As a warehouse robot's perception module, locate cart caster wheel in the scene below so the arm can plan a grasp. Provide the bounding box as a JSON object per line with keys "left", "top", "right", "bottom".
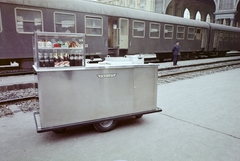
{"left": 135, "top": 115, "right": 143, "bottom": 119}
{"left": 52, "top": 128, "right": 66, "bottom": 134}
{"left": 93, "top": 120, "right": 117, "bottom": 132}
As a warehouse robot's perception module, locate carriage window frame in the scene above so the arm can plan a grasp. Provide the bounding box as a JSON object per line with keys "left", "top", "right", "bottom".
{"left": 235, "top": 34, "right": 239, "bottom": 42}
{"left": 149, "top": 22, "right": 160, "bottom": 39}
{"left": 164, "top": 24, "right": 174, "bottom": 39}
{"left": 176, "top": 25, "right": 185, "bottom": 39}
{"left": 132, "top": 20, "right": 145, "bottom": 38}
{"left": 85, "top": 15, "right": 103, "bottom": 36}
{"left": 15, "top": 7, "right": 43, "bottom": 34}
{"left": 219, "top": 31, "right": 223, "bottom": 41}
{"left": 54, "top": 12, "right": 76, "bottom": 33}
{"left": 187, "top": 27, "right": 195, "bottom": 40}
{"left": 229, "top": 32, "right": 234, "bottom": 42}
{"left": 196, "top": 28, "right": 201, "bottom": 40}
{"left": 0, "top": 9, "right": 2, "bottom": 33}
{"left": 224, "top": 32, "right": 229, "bottom": 42}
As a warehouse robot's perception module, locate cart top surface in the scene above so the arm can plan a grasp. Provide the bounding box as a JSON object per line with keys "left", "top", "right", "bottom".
{"left": 33, "top": 64, "right": 159, "bottom": 72}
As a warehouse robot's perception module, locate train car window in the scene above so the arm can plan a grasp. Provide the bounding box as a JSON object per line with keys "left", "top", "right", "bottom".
{"left": 235, "top": 34, "right": 239, "bottom": 42}
{"left": 0, "top": 10, "right": 2, "bottom": 32}
{"left": 176, "top": 26, "right": 185, "bottom": 39}
{"left": 85, "top": 16, "right": 103, "bottom": 36}
{"left": 54, "top": 12, "right": 76, "bottom": 33}
{"left": 187, "top": 27, "right": 195, "bottom": 40}
{"left": 15, "top": 8, "right": 43, "bottom": 34}
{"left": 229, "top": 32, "right": 234, "bottom": 42}
{"left": 219, "top": 31, "right": 223, "bottom": 41}
{"left": 149, "top": 22, "right": 160, "bottom": 38}
{"left": 196, "top": 28, "right": 201, "bottom": 40}
{"left": 213, "top": 30, "right": 219, "bottom": 48}
{"left": 133, "top": 20, "right": 145, "bottom": 38}
{"left": 224, "top": 32, "right": 228, "bottom": 42}
{"left": 164, "top": 24, "right": 173, "bottom": 39}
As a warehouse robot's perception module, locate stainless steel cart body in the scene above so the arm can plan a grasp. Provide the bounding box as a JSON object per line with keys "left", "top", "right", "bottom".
{"left": 32, "top": 32, "right": 161, "bottom": 133}
{"left": 33, "top": 65, "right": 161, "bottom": 132}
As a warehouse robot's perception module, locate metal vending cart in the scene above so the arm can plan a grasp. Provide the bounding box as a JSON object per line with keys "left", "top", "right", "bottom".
{"left": 33, "top": 32, "right": 162, "bottom": 133}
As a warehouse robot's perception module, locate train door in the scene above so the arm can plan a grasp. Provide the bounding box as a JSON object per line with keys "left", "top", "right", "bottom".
{"left": 213, "top": 30, "right": 219, "bottom": 49}
{"left": 108, "top": 17, "right": 118, "bottom": 48}
{"left": 108, "top": 17, "right": 129, "bottom": 56}
{"left": 201, "top": 29, "right": 208, "bottom": 50}
{"left": 118, "top": 18, "right": 129, "bottom": 49}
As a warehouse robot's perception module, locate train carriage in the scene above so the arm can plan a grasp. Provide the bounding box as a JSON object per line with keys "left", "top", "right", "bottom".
{"left": 209, "top": 23, "right": 240, "bottom": 56}
{"left": 0, "top": 0, "right": 240, "bottom": 68}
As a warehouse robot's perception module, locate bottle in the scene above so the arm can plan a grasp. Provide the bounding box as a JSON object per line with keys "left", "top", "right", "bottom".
{"left": 53, "top": 53, "right": 58, "bottom": 67}
{"left": 49, "top": 53, "right": 54, "bottom": 67}
{"left": 63, "top": 53, "right": 69, "bottom": 61}
{"left": 69, "top": 53, "right": 74, "bottom": 66}
{"left": 58, "top": 53, "right": 64, "bottom": 62}
{"left": 74, "top": 54, "right": 79, "bottom": 66}
{"left": 38, "top": 52, "right": 44, "bottom": 67}
{"left": 78, "top": 54, "right": 83, "bottom": 66}
{"left": 44, "top": 53, "right": 49, "bottom": 67}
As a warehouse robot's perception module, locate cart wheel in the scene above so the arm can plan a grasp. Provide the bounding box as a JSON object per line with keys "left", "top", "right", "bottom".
{"left": 135, "top": 115, "right": 143, "bottom": 119}
{"left": 93, "top": 120, "right": 117, "bottom": 132}
{"left": 52, "top": 128, "right": 66, "bottom": 134}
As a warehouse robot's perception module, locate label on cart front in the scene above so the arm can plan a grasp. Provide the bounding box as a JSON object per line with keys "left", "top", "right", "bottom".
{"left": 97, "top": 73, "right": 117, "bottom": 78}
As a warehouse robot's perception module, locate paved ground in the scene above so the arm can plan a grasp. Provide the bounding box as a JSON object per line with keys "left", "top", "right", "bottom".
{"left": 0, "top": 67, "right": 240, "bottom": 161}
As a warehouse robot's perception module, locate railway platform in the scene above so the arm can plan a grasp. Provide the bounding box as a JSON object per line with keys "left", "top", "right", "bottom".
{"left": 0, "top": 67, "right": 239, "bottom": 160}
{"left": 156, "top": 55, "right": 240, "bottom": 69}
{"left": 0, "top": 56, "right": 240, "bottom": 90}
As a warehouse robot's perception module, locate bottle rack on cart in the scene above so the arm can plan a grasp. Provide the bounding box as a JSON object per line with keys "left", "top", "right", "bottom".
{"left": 33, "top": 32, "right": 85, "bottom": 68}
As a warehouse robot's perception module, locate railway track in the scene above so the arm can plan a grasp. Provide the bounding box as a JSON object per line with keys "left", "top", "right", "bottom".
{"left": 0, "top": 96, "right": 37, "bottom": 105}
{"left": 158, "top": 58, "right": 240, "bottom": 83}
{"left": 0, "top": 68, "right": 34, "bottom": 77}
{"left": 0, "top": 96, "right": 39, "bottom": 117}
{"left": 0, "top": 87, "right": 38, "bottom": 117}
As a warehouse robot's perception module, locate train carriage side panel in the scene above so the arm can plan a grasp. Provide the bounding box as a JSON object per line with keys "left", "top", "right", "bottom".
{"left": 208, "top": 25, "right": 216, "bottom": 53}
{"left": 234, "top": 31, "right": 240, "bottom": 51}
{"left": 157, "top": 24, "right": 206, "bottom": 59}
{"left": 147, "top": 21, "right": 161, "bottom": 54}
{"left": 128, "top": 19, "right": 150, "bottom": 55}
{"left": 1, "top": 0, "right": 240, "bottom": 66}
{"left": 42, "top": 8, "right": 54, "bottom": 32}
{"left": 0, "top": 3, "right": 34, "bottom": 60}
{"left": 0, "top": 6, "right": 3, "bottom": 61}
{"left": 209, "top": 23, "right": 240, "bottom": 55}
{"left": 158, "top": 23, "right": 175, "bottom": 53}
{"left": 154, "top": 15, "right": 210, "bottom": 60}
{"left": 84, "top": 14, "right": 108, "bottom": 59}
{"left": 41, "top": 9, "right": 108, "bottom": 60}
{"left": 182, "top": 26, "right": 207, "bottom": 54}
{"left": 178, "top": 26, "right": 202, "bottom": 53}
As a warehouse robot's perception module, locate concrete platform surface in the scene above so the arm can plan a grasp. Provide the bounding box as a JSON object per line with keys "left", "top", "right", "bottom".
{"left": 156, "top": 55, "right": 240, "bottom": 68}
{"left": 0, "top": 74, "right": 35, "bottom": 86}
{"left": 157, "top": 68, "right": 240, "bottom": 160}
{"left": 0, "top": 68, "right": 239, "bottom": 161}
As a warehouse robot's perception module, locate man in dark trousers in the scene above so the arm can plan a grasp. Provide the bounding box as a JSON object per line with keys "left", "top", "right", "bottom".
{"left": 172, "top": 41, "right": 180, "bottom": 66}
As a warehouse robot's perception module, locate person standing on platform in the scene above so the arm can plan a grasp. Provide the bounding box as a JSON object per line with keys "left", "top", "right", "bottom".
{"left": 172, "top": 41, "right": 180, "bottom": 66}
